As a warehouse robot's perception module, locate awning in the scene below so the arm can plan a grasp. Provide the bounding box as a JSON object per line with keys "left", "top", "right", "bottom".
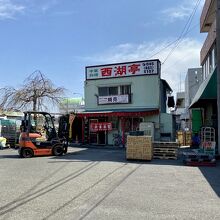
{"left": 190, "top": 67, "right": 217, "bottom": 108}
{"left": 76, "top": 108, "right": 159, "bottom": 118}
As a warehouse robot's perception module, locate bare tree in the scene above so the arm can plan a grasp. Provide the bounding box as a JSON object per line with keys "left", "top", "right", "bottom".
{"left": 0, "top": 70, "right": 65, "bottom": 111}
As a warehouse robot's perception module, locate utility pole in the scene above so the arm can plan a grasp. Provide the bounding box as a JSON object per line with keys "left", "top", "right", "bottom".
{"left": 216, "top": 0, "right": 220, "bottom": 155}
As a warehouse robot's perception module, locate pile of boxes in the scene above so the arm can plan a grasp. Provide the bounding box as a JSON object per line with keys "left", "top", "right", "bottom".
{"left": 126, "top": 136, "right": 152, "bottom": 161}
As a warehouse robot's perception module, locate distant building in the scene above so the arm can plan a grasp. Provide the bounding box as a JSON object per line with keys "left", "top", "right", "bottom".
{"left": 185, "top": 68, "right": 203, "bottom": 131}
{"left": 175, "top": 91, "right": 186, "bottom": 130}
{"left": 185, "top": 68, "right": 203, "bottom": 108}
{"left": 59, "top": 97, "right": 85, "bottom": 114}
{"left": 175, "top": 68, "right": 203, "bottom": 131}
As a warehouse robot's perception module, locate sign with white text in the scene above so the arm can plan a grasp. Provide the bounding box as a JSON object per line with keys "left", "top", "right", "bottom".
{"left": 86, "top": 60, "right": 160, "bottom": 80}
{"left": 90, "top": 122, "right": 112, "bottom": 132}
{"left": 98, "top": 95, "right": 129, "bottom": 105}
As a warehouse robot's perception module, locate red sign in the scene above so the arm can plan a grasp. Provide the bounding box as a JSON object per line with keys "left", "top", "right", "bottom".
{"left": 101, "top": 68, "right": 112, "bottom": 77}
{"left": 90, "top": 122, "right": 112, "bottom": 132}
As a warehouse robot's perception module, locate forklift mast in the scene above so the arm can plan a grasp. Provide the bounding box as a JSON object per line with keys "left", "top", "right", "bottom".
{"left": 58, "top": 114, "right": 70, "bottom": 143}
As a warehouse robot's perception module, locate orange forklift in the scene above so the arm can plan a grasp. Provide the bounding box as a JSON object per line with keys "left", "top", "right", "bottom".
{"left": 18, "top": 111, "right": 69, "bottom": 158}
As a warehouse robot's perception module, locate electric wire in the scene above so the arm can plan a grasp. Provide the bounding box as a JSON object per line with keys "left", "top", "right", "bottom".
{"left": 161, "top": 0, "right": 202, "bottom": 64}
{"left": 147, "top": 22, "right": 199, "bottom": 59}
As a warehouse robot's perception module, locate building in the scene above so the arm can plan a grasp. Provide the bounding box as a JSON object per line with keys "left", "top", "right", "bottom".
{"left": 190, "top": 0, "right": 218, "bottom": 152}
{"left": 75, "top": 59, "right": 174, "bottom": 145}
{"left": 185, "top": 68, "right": 203, "bottom": 108}
{"left": 59, "top": 97, "right": 85, "bottom": 114}
{"left": 174, "top": 68, "right": 203, "bottom": 131}
{"left": 175, "top": 91, "right": 186, "bottom": 130}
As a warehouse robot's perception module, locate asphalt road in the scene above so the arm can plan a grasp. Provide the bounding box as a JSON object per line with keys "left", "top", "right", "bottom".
{"left": 0, "top": 147, "right": 220, "bottom": 220}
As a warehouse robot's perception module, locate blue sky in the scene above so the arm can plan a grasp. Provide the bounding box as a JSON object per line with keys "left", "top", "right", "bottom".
{"left": 0, "top": 0, "right": 206, "bottom": 98}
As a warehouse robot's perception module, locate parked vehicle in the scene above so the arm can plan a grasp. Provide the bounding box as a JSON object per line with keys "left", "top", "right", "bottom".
{"left": 0, "top": 137, "right": 7, "bottom": 149}
{"left": 18, "top": 111, "right": 69, "bottom": 158}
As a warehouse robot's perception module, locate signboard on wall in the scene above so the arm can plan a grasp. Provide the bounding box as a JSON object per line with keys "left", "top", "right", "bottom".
{"left": 98, "top": 95, "right": 129, "bottom": 105}
{"left": 86, "top": 59, "right": 160, "bottom": 80}
{"left": 90, "top": 122, "right": 112, "bottom": 132}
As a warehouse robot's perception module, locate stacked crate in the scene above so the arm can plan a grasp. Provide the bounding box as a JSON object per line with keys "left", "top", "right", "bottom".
{"left": 185, "top": 131, "right": 192, "bottom": 145}
{"left": 153, "top": 142, "right": 178, "bottom": 159}
{"left": 126, "top": 136, "right": 152, "bottom": 161}
{"left": 177, "top": 131, "right": 192, "bottom": 146}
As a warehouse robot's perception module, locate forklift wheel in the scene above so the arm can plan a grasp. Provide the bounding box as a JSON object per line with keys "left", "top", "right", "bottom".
{"left": 21, "top": 148, "right": 34, "bottom": 158}
{"left": 52, "top": 145, "right": 64, "bottom": 156}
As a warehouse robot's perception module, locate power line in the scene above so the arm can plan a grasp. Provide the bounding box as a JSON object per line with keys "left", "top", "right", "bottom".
{"left": 162, "top": 0, "right": 202, "bottom": 64}
{"left": 147, "top": 22, "right": 199, "bottom": 59}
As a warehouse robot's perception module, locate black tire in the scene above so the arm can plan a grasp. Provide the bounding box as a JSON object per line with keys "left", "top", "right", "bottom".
{"left": 114, "top": 139, "right": 120, "bottom": 146}
{"left": 52, "top": 145, "right": 64, "bottom": 156}
{"left": 21, "top": 148, "right": 34, "bottom": 158}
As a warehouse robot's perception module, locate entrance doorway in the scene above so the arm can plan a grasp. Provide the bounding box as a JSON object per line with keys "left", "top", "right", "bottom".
{"left": 89, "top": 118, "right": 107, "bottom": 145}
{"left": 98, "top": 131, "right": 106, "bottom": 145}
{"left": 89, "top": 119, "right": 98, "bottom": 144}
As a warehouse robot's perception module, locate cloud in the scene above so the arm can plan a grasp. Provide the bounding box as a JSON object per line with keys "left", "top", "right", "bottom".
{"left": 0, "top": 0, "right": 25, "bottom": 19}
{"left": 162, "top": 6, "right": 191, "bottom": 21}
{"left": 20, "top": 0, "right": 73, "bottom": 17}
{"left": 78, "top": 38, "right": 202, "bottom": 95}
{"left": 39, "top": 0, "right": 58, "bottom": 13}
{"left": 161, "top": 0, "right": 205, "bottom": 23}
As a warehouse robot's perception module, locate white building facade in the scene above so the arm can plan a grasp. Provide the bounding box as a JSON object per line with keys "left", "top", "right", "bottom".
{"left": 76, "top": 59, "right": 174, "bottom": 145}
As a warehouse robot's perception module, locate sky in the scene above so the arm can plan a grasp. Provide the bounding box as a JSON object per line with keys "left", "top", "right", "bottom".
{"left": 0, "top": 0, "right": 206, "bottom": 98}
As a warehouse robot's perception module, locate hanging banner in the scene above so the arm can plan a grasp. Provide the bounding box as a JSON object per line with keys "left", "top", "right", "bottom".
{"left": 69, "top": 114, "right": 75, "bottom": 139}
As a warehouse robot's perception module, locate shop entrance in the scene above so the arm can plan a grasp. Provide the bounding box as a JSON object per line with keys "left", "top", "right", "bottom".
{"left": 89, "top": 119, "right": 98, "bottom": 144}
{"left": 89, "top": 118, "right": 107, "bottom": 145}
{"left": 70, "top": 116, "right": 83, "bottom": 143}
{"left": 98, "top": 131, "right": 106, "bottom": 145}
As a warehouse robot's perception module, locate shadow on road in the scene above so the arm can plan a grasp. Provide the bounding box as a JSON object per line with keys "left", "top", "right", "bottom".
{"left": 49, "top": 147, "right": 183, "bottom": 166}
{"left": 50, "top": 147, "right": 220, "bottom": 197}
{"left": 199, "top": 163, "right": 220, "bottom": 197}
{"left": 0, "top": 154, "right": 20, "bottom": 159}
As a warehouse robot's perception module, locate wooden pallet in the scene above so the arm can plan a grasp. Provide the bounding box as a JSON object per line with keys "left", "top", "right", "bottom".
{"left": 154, "top": 152, "right": 177, "bottom": 156}
{"left": 153, "top": 142, "right": 179, "bottom": 147}
{"left": 153, "top": 155, "right": 177, "bottom": 160}
{"left": 154, "top": 148, "right": 177, "bottom": 153}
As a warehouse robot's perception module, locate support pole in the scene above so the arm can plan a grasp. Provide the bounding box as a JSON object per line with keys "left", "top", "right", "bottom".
{"left": 217, "top": 0, "right": 220, "bottom": 155}
{"left": 216, "top": 0, "right": 220, "bottom": 155}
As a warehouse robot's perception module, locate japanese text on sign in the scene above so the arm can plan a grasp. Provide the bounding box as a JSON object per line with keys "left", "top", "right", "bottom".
{"left": 86, "top": 60, "right": 159, "bottom": 80}
{"left": 90, "top": 122, "right": 112, "bottom": 132}
{"left": 98, "top": 95, "right": 129, "bottom": 105}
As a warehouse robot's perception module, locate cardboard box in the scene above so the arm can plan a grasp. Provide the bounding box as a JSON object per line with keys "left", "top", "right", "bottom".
{"left": 126, "top": 136, "right": 152, "bottom": 160}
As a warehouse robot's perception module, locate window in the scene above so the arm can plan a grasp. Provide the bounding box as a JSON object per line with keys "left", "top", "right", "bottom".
{"left": 109, "top": 87, "right": 118, "bottom": 95}
{"left": 98, "top": 87, "right": 108, "bottom": 96}
{"left": 120, "top": 85, "right": 131, "bottom": 95}
{"left": 211, "top": 48, "right": 215, "bottom": 70}
{"left": 209, "top": 50, "right": 213, "bottom": 74}
{"left": 98, "top": 85, "right": 130, "bottom": 96}
{"left": 206, "top": 58, "right": 209, "bottom": 77}
{"left": 214, "top": 44, "right": 217, "bottom": 66}
{"left": 203, "top": 64, "right": 206, "bottom": 81}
